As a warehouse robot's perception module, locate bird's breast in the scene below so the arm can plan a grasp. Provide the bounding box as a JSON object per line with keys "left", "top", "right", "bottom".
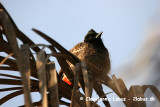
{"left": 70, "top": 42, "right": 110, "bottom": 75}
{"left": 77, "top": 45, "right": 110, "bottom": 75}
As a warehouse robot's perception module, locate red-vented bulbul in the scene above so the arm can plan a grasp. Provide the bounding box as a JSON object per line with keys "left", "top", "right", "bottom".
{"left": 61, "top": 29, "right": 110, "bottom": 84}
{"left": 60, "top": 29, "right": 111, "bottom": 106}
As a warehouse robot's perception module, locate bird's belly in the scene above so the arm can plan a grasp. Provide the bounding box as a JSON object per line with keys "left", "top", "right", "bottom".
{"left": 79, "top": 54, "right": 110, "bottom": 75}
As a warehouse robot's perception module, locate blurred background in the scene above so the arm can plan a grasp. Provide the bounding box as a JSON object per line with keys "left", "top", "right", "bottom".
{"left": 0, "top": 0, "right": 160, "bottom": 107}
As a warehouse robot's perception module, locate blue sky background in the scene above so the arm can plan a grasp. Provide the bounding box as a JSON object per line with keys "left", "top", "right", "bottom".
{"left": 0, "top": 0, "right": 160, "bottom": 107}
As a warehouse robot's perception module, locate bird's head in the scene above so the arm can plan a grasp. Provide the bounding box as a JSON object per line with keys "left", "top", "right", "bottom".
{"left": 84, "top": 29, "right": 105, "bottom": 48}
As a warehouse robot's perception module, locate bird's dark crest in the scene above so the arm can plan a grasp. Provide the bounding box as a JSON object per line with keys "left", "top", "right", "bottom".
{"left": 84, "top": 29, "right": 105, "bottom": 49}
{"left": 84, "top": 29, "right": 98, "bottom": 42}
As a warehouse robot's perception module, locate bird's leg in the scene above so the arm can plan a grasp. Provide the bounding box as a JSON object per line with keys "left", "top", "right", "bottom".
{"left": 94, "top": 82, "right": 111, "bottom": 107}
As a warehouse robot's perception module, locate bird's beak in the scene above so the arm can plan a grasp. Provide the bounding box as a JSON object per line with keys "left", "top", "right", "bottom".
{"left": 96, "top": 31, "right": 103, "bottom": 38}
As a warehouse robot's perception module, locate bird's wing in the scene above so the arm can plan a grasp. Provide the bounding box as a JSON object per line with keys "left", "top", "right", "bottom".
{"left": 69, "top": 42, "right": 87, "bottom": 56}
{"left": 58, "top": 42, "right": 86, "bottom": 80}
{"left": 59, "top": 42, "right": 88, "bottom": 85}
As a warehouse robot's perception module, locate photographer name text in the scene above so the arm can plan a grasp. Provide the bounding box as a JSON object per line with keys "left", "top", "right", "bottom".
{"left": 80, "top": 97, "right": 156, "bottom": 102}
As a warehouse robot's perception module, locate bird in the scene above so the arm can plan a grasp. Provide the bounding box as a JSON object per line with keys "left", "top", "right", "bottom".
{"left": 61, "top": 29, "right": 110, "bottom": 85}
{"left": 60, "top": 29, "right": 111, "bottom": 106}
